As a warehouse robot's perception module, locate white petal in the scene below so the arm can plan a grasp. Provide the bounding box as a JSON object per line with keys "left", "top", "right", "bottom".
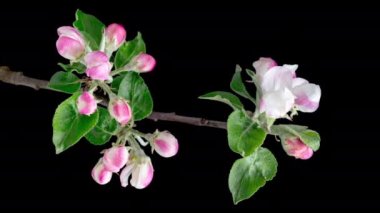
{"left": 120, "top": 163, "right": 134, "bottom": 187}
{"left": 292, "top": 77, "right": 309, "bottom": 88}
{"left": 253, "top": 57, "right": 277, "bottom": 78}
{"left": 292, "top": 83, "right": 321, "bottom": 112}
{"left": 261, "top": 66, "right": 294, "bottom": 93}
{"left": 259, "top": 88, "right": 295, "bottom": 119}
{"left": 283, "top": 64, "right": 298, "bottom": 77}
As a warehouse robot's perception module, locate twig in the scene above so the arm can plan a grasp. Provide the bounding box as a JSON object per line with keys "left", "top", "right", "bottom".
{"left": 0, "top": 66, "right": 227, "bottom": 129}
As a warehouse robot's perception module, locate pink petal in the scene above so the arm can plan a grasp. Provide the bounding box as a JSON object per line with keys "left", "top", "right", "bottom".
{"left": 292, "top": 83, "right": 321, "bottom": 112}
{"left": 103, "top": 146, "right": 129, "bottom": 173}
{"left": 91, "top": 159, "right": 112, "bottom": 185}
{"left": 56, "top": 36, "right": 85, "bottom": 60}
{"left": 154, "top": 131, "right": 179, "bottom": 158}
{"left": 253, "top": 57, "right": 277, "bottom": 78}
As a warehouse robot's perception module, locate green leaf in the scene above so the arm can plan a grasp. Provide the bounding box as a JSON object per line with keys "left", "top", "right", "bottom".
{"left": 73, "top": 9, "right": 105, "bottom": 50}
{"left": 58, "top": 62, "right": 86, "bottom": 74}
{"left": 85, "top": 107, "right": 118, "bottom": 145}
{"left": 271, "top": 125, "right": 320, "bottom": 151}
{"left": 229, "top": 147, "right": 278, "bottom": 204}
{"left": 227, "top": 110, "right": 266, "bottom": 156}
{"left": 230, "top": 65, "right": 256, "bottom": 104}
{"left": 111, "top": 73, "right": 127, "bottom": 92}
{"left": 53, "top": 92, "right": 99, "bottom": 154}
{"left": 115, "top": 32, "right": 146, "bottom": 68}
{"left": 199, "top": 91, "right": 243, "bottom": 110}
{"left": 48, "top": 71, "right": 81, "bottom": 94}
{"left": 118, "top": 72, "right": 153, "bottom": 121}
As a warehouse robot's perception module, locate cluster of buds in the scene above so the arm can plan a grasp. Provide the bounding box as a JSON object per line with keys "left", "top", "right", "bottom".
{"left": 91, "top": 131, "right": 178, "bottom": 188}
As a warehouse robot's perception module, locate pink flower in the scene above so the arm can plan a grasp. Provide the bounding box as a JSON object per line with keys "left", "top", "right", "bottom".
{"left": 91, "top": 159, "right": 113, "bottom": 185}
{"left": 253, "top": 57, "right": 321, "bottom": 118}
{"left": 120, "top": 157, "right": 154, "bottom": 189}
{"left": 108, "top": 98, "right": 132, "bottom": 126}
{"left": 105, "top": 23, "right": 126, "bottom": 52}
{"left": 77, "top": 91, "right": 97, "bottom": 116}
{"left": 56, "top": 26, "right": 85, "bottom": 60}
{"left": 84, "top": 51, "right": 113, "bottom": 81}
{"left": 103, "top": 146, "right": 129, "bottom": 173}
{"left": 153, "top": 131, "right": 179, "bottom": 158}
{"left": 282, "top": 137, "right": 313, "bottom": 160}
{"left": 128, "top": 53, "right": 156, "bottom": 73}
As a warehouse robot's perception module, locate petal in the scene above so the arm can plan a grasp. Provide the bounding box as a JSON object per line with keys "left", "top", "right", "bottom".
{"left": 91, "top": 159, "right": 113, "bottom": 185}
{"left": 57, "top": 26, "right": 85, "bottom": 46}
{"left": 292, "top": 77, "right": 308, "bottom": 88}
{"left": 84, "top": 51, "right": 109, "bottom": 67}
{"left": 56, "top": 36, "right": 85, "bottom": 60}
{"left": 77, "top": 92, "right": 97, "bottom": 115}
{"left": 283, "top": 64, "right": 298, "bottom": 77}
{"left": 253, "top": 57, "right": 277, "bottom": 78}
{"left": 259, "top": 88, "right": 295, "bottom": 118}
{"left": 103, "top": 146, "right": 129, "bottom": 173}
{"left": 131, "top": 158, "right": 154, "bottom": 189}
{"left": 120, "top": 163, "right": 134, "bottom": 187}
{"left": 260, "top": 66, "right": 294, "bottom": 93}
{"left": 154, "top": 131, "right": 179, "bottom": 158}
{"left": 292, "top": 83, "right": 321, "bottom": 112}
{"left": 85, "top": 63, "right": 112, "bottom": 81}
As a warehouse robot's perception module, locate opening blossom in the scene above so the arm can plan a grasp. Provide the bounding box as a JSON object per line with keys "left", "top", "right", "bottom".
{"left": 105, "top": 23, "right": 127, "bottom": 53}
{"left": 253, "top": 57, "right": 321, "bottom": 119}
{"left": 120, "top": 156, "right": 154, "bottom": 189}
{"left": 56, "top": 26, "right": 86, "bottom": 60}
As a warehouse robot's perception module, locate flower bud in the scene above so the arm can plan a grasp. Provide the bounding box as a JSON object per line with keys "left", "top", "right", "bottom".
{"left": 77, "top": 92, "right": 97, "bottom": 116}
{"left": 84, "top": 51, "right": 112, "bottom": 81}
{"left": 103, "top": 146, "right": 129, "bottom": 173}
{"left": 56, "top": 26, "right": 85, "bottom": 60}
{"left": 128, "top": 53, "right": 156, "bottom": 73}
{"left": 120, "top": 157, "right": 154, "bottom": 189}
{"left": 91, "top": 159, "right": 112, "bottom": 185}
{"left": 282, "top": 137, "right": 313, "bottom": 160}
{"left": 153, "top": 131, "right": 179, "bottom": 158}
{"left": 108, "top": 98, "right": 132, "bottom": 126}
{"left": 105, "top": 23, "right": 126, "bottom": 52}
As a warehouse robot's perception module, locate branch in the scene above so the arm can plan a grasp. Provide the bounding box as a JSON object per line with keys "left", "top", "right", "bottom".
{"left": 0, "top": 66, "right": 227, "bottom": 129}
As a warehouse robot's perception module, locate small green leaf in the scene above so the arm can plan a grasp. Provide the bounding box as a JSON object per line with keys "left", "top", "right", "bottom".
{"left": 199, "top": 91, "right": 243, "bottom": 110}
{"left": 73, "top": 9, "right": 105, "bottom": 50}
{"left": 271, "top": 124, "right": 320, "bottom": 151}
{"left": 118, "top": 72, "right": 153, "bottom": 121}
{"left": 115, "top": 32, "right": 146, "bottom": 68}
{"left": 227, "top": 110, "right": 266, "bottom": 156}
{"left": 229, "top": 147, "right": 278, "bottom": 204}
{"left": 53, "top": 92, "right": 99, "bottom": 154}
{"left": 230, "top": 65, "right": 256, "bottom": 104}
{"left": 85, "top": 107, "right": 118, "bottom": 145}
{"left": 58, "top": 62, "right": 86, "bottom": 74}
{"left": 48, "top": 71, "right": 81, "bottom": 94}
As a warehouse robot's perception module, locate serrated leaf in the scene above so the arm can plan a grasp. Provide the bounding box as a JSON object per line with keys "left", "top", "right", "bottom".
{"left": 85, "top": 107, "right": 118, "bottom": 145}
{"left": 53, "top": 92, "right": 99, "bottom": 154}
{"left": 229, "top": 147, "right": 278, "bottom": 204}
{"left": 48, "top": 71, "right": 81, "bottom": 94}
{"left": 115, "top": 32, "right": 146, "bottom": 68}
{"left": 199, "top": 91, "right": 243, "bottom": 110}
{"left": 230, "top": 65, "right": 256, "bottom": 104}
{"left": 227, "top": 110, "right": 266, "bottom": 156}
{"left": 73, "top": 9, "right": 105, "bottom": 50}
{"left": 118, "top": 72, "right": 153, "bottom": 121}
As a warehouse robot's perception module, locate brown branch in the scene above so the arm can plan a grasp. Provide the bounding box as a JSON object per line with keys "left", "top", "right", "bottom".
{"left": 0, "top": 66, "right": 227, "bottom": 129}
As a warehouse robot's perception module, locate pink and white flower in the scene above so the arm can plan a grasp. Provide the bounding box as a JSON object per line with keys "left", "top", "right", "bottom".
{"left": 84, "top": 51, "right": 113, "bottom": 81}
{"left": 153, "top": 131, "right": 179, "bottom": 158}
{"left": 56, "top": 26, "right": 85, "bottom": 60}
{"left": 91, "top": 159, "right": 113, "bottom": 185}
{"left": 253, "top": 57, "right": 321, "bottom": 118}
{"left": 108, "top": 97, "right": 132, "bottom": 126}
{"left": 120, "top": 157, "right": 154, "bottom": 189}
{"left": 77, "top": 91, "right": 97, "bottom": 116}
{"left": 282, "top": 137, "right": 313, "bottom": 160}
{"left": 103, "top": 146, "right": 129, "bottom": 173}
{"left": 105, "top": 23, "right": 126, "bottom": 52}
{"left": 127, "top": 53, "right": 156, "bottom": 73}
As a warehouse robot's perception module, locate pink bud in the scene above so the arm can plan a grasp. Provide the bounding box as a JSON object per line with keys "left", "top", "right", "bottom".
{"left": 108, "top": 98, "right": 132, "bottom": 126}
{"left": 282, "top": 137, "right": 313, "bottom": 160}
{"left": 153, "top": 131, "right": 179, "bottom": 158}
{"left": 120, "top": 157, "right": 154, "bottom": 189}
{"left": 91, "top": 159, "right": 113, "bottom": 185}
{"left": 77, "top": 92, "right": 97, "bottom": 115}
{"left": 105, "top": 23, "right": 127, "bottom": 52}
{"left": 84, "top": 51, "right": 113, "bottom": 81}
{"left": 129, "top": 53, "right": 156, "bottom": 73}
{"left": 103, "top": 146, "right": 129, "bottom": 173}
{"left": 56, "top": 26, "right": 85, "bottom": 60}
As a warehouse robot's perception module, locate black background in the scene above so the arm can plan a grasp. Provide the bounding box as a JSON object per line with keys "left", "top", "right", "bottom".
{"left": 0, "top": 3, "right": 379, "bottom": 210}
